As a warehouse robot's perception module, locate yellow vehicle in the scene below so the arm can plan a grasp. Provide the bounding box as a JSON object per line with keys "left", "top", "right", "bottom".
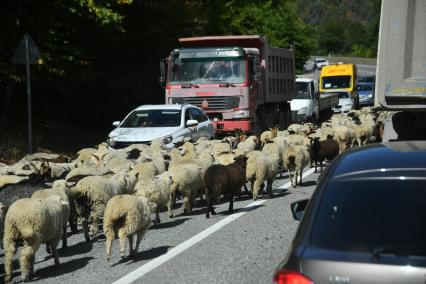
{"left": 320, "top": 63, "right": 359, "bottom": 108}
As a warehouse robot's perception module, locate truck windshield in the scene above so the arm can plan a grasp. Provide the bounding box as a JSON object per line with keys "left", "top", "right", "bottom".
{"left": 295, "top": 82, "right": 311, "bottom": 99}
{"left": 169, "top": 57, "right": 246, "bottom": 84}
{"left": 322, "top": 75, "right": 351, "bottom": 89}
{"left": 121, "top": 109, "right": 182, "bottom": 128}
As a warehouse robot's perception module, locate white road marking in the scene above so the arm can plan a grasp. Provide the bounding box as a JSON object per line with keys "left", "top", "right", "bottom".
{"left": 114, "top": 169, "right": 316, "bottom": 284}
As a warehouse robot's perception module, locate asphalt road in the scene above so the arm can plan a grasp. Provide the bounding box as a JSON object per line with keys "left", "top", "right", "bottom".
{"left": 0, "top": 169, "right": 321, "bottom": 284}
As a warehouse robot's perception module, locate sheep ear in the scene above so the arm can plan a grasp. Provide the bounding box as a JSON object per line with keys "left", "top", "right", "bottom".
{"left": 66, "top": 182, "right": 76, "bottom": 187}
{"left": 0, "top": 204, "right": 7, "bottom": 209}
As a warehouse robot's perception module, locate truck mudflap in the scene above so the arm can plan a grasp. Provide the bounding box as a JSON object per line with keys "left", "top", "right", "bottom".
{"left": 211, "top": 119, "right": 252, "bottom": 133}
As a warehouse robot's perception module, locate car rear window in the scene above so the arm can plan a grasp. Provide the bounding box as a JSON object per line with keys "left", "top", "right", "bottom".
{"left": 310, "top": 179, "right": 426, "bottom": 254}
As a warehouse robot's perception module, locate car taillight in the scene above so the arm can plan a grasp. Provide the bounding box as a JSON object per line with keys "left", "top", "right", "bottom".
{"left": 273, "top": 270, "right": 313, "bottom": 284}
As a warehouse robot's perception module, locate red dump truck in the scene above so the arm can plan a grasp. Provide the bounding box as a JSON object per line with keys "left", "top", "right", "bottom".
{"left": 160, "top": 35, "right": 295, "bottom": 133}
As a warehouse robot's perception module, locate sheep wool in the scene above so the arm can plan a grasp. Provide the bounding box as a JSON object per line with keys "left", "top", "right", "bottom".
{"left": 3, "top": 195, "right": 68, "bottom": 283}
{"left": 104, "top": 195, "right": 152, "bottom": 261}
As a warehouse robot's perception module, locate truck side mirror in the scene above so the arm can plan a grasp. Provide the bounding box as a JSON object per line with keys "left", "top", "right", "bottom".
{"left": 159, "top": 59, "right": 166, "bottom": 87}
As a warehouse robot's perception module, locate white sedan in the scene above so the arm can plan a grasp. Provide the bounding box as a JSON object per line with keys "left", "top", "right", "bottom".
{"left": 332, "top": 91, "right": 354, "bottom": 113}
{"left": 107, "top": 104, "right": 215, "bottom": 149}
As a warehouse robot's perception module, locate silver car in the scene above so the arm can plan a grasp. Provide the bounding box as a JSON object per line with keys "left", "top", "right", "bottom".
{"left": 107, "top": 104, "right": 215, "bottom": 149}
{"left": 274, "top": 141, "right": 426, "bottom": 284}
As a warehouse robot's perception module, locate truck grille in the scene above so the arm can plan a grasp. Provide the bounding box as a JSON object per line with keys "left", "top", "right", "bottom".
{"left": 172, "top": 96, "right": 239, "bottom": 110}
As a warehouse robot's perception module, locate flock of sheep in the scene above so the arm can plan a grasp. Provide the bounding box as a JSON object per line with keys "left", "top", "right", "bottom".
{"left": 0, "top": 106, "right": 392, "bottom": 283}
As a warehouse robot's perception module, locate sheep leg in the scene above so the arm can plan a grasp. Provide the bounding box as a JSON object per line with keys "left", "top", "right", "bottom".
{"left": 267, "top": 179, "right": 273, "bottom": 196}
{"left": 20, "top": 243, "right": 39, "bottom": 282}
{"left": 105, "top": 234, "right": 114, "bottom": 262}
{"left": 69, "top": 199, "right": 79, "bottom": 234}
{"left": 252, "top": 180, "right": 263, "bottom": 200}
{"left": 167, "top": 192, "right": 175, "bottom": 218}
{"left": 228, "top": 194, "right": 234, "bottom": 213}
{"left": 314, "top": 161, "right": 317, "bottom": 173}
{"left": 49, "top": 241, "right": 60, "bottom": 266}
{"left": 89, "top": 209, "right": 101, "bottom": 237}
{"left": 82, "top": 218, "right": 90, "bottom": 242}
{"left": 298, "top": 168, "right": 303, "bottom": 186}
{"left": 118, "top": 229, "right": 127, "bottom": 258}
{"left": 62, "top": 226, "right": 68, "bottom": 249}
{"left": 46, "top": 243, "right": 51, "bottom": 254}
{"left": 4, "top": 239, "right": 16, "bottom": 284}
{"left": 135, "top": 221, "right": 151, "bottom": 253}
{"left": 128, "top": 235, "right": 134, "bottom": 256}
{"left": 320, "top": 160, "right": 323, "bottom": 172}
{"left": 288, "top": 170, "right": 295, "bottom": 187}
{"left": 155, "top": 207, "right": 161, "bottom": 225}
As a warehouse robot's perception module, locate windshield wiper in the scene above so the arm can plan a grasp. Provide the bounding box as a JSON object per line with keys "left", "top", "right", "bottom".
{"left": 219, "top": 82, "right": 236, "bottom": 87}
{"left": 372, "top": 243, "right": 426, "bottom": 261}
{"left": 181, "top": 83, "right": 199, "bottom": 88}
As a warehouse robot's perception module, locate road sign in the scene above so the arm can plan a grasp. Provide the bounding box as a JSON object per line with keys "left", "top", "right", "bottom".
{"left": 11, "top": 34, "right": 42, "bottom": 65}
{"left": 11, "top": 34, "right": 42, "bottom": 154}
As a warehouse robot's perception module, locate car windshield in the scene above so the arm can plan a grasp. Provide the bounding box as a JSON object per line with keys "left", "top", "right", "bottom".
{"left": 357, "top": 84, "right": 374, "bottom": 91}
{"left": 310, "top": 178, "right": 426, "bottom": 256}
{"left": 295, "top": 82, "right": 311, "bottom": 99}
{"left": 170, "top": 56, "right": 246, "bottom": 84}
{"left": 316, "top": 59, "right": 326, "bottom": 63}
{"left": 322, "top": 76, "right": 351, "bottom": 89}
{"left": 120, "top": 109, "right": 182, "bottom": 128}
{"left": 358, "top": 76, "right": 375, "bottom": 83}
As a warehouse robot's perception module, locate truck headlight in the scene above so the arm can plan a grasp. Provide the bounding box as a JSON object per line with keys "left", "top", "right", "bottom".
{"left": 233, "top": 110, "right": 250, "bottom": 119}
{"left": 297, "top": 107, "right": 307, "bottom": 115}
{"left": 163, "top": 136, "right": 173, "bottom": 144}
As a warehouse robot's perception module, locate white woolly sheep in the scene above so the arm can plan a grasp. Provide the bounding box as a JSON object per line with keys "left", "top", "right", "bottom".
{"left": 246, "top": 146, "right": 280, "bottom": 200}
{"left": 168, "top": 163, "right": 203, "bottom": 216}
{"left": 3, "top": 195, "right": 68, "bottom": 283}
{"left": 31, "top": 180, "right": 71, "bottom": 249}
{"left": 104, "top": 194, "right": 152, "bottom": 261}
{"left": 283, "top": 145, "right": 310, "bottom": 187}
{"left": 135, "top": 171, "right": 174, "bottom": 225}
{"left": 70, "top": 172, "right": 138, "bottom": 241}
{"left": 0, "top": 175, "right": 30, "bottom": 189}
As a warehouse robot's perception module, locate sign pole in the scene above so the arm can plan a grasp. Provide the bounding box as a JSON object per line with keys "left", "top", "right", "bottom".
{"left": 25, "top": 35, "right": 33, "bottom": 154}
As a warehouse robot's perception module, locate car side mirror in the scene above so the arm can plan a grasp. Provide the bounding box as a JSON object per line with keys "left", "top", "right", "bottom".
{"left": 112, "top": 121, "right": 120, "bottom": 127}
{"left": 290, "top": 199, "right": 309, "bottom": 221}
{"left": 186, "top": 119, "right": 198, "bottom": 127}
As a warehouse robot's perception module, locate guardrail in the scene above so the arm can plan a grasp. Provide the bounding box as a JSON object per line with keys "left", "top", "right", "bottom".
{"left": 311, "top": 56, "right": 377, "bottom": 65}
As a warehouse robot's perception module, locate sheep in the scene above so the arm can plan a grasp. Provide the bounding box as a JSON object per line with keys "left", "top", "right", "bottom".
{"left": 135, "top": 171, "right": 174, "bottom": 225}
{"left": 48, "top": 162, "right": 76, "bottom": 178}
{"left": 104, "top": 194, "right": 152, "bottom": 261}
{"left": 285, "top": 134, "right": 306, "bottom": 147}
{"left": 74, "top": 147, "right": 97, "bottom": 167}
{"left": 65, "top": 166, "right": 112, "bottom": 183}
{"left": 333, "top": 125, "right": 355, "bottom": 153}
{"left": 204, "top": 155, "right": 248, "bottom": 218}
{"left": 0, "top": 175, "right": 30, "bottom": 188}
{"left": 235, "top": 135, "right": 258, "bottom": 154}
{"left": 213, "top": 141, "right": 232, "bottom": 159}
{"left": 31, "top": 180, "right": 71, "bottom": 249}
{"left": 0, "top": 160, "right": 50, "bottom": 177}
{"left": 179, "top": 141, "right": 197, "bottom": 160}
{"left": 70, "top": 172, "right": 138, "bottom": 241}
{"left": 309, "top": 136, "right": 339, "bottom": 172}
{"left": 215, "top": 152, "right": 236, "bottom": 165}
{"left": 19, "top": 153, "right": 70, "bottom": 164}
{"left": 283, "top": 145, "right": 310, "bottom": 187}
{"left": 246, "top": 147, "right": 280, "bottom": 200}
{"left": 287, "top": 123, "right": 304, "bottom": 133}
{"left": 104, "top": 156, "right": 136, "bottom": 173}
{"left": 3, "top": 195, "right": 68, "bottom": 283}
{"left": 168, "top": 163, "right": 203, "bottom": 217}
{"left": 260, "top": 126, "right": 278, "bottom": 146}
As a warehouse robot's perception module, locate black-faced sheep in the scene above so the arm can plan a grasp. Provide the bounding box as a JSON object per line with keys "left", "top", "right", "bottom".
{"left": 204, "top": 155, "right": 248, "bottom": 218}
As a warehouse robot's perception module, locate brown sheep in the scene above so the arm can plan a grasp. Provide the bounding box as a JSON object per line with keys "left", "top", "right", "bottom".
{"left": 204, "top": 155, "right": 248, "bottom": 218}
{"left": 309, "top": 136, "right": 339, "bottom": 172}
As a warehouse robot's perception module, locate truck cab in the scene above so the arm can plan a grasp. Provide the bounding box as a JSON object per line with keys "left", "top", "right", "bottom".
{"left": 290, "top": 78, "right": 339, "bottom": 122}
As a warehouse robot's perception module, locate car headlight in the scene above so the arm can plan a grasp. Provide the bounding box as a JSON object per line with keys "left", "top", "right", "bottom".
{"left": 297, "top": 107, "right": 307, "bottom": 115}
{"left": 233, "top": 110, "right": 250, "bottom": 119}
{"left": 163, "top": 135, "right": 173, "bottom": 144}
{"left": 345, "top": 103, "right": 352, "bottom": 107}
{"left": 368, "top": 94, "right": 373, "bottom": 98}
{"left": 107, "top": 137, "right": 116, "bottom": 147}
